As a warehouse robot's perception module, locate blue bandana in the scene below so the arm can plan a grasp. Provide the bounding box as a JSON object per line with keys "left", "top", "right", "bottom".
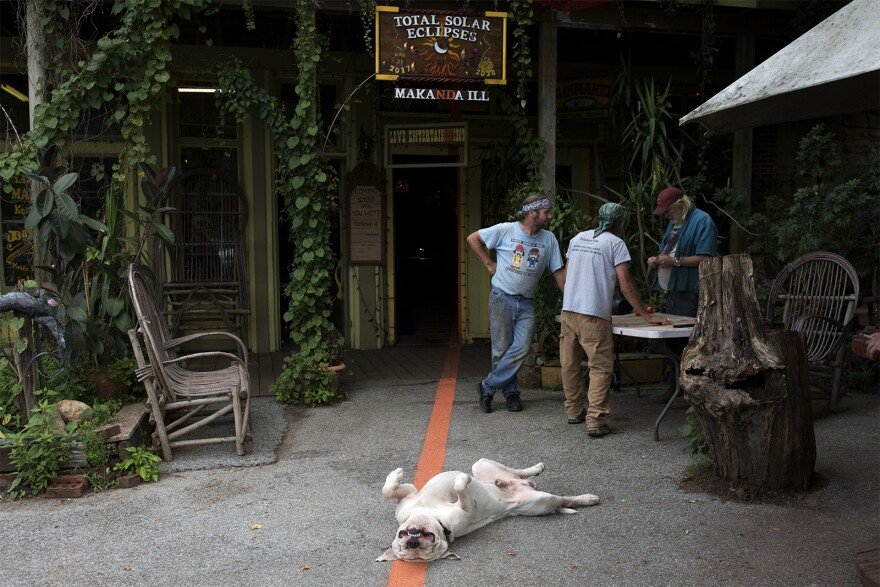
{"left": 520, "top": 198, "right": 551, "bottom": 213}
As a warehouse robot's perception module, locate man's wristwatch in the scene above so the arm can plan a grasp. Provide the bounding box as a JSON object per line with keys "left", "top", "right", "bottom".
{"left": 674, "top": 257, "right": 681, "bottom": 267}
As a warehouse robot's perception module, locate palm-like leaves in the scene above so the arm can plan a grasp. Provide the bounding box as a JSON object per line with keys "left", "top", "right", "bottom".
{"left": 21, "top": 147, "right": 177, "bottom": 363}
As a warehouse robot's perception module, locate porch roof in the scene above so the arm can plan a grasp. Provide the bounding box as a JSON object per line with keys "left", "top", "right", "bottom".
{"left": 679, "top": 0, "right": 880, "bottom": 135}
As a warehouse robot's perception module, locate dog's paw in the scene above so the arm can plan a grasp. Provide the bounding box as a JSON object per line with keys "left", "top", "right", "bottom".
{"left": 523, "top": 462, "right": 545, "bottom": 477}
{"left": 557, "top": 493, "right": 600, "bottom": 513}
{"left": 574, "top": 493, "right": 600, "bottom": 507}
{"left": 382, "top": 468, "right": 406, "bottom": 500}
{"left": 453, "top": 473, "right": 471, "bottom": 494}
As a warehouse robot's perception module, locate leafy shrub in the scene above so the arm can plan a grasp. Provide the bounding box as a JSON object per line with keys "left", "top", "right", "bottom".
{"left": 742, "top": 124, "right": 879, "bottom": 283}
{"left": 114, "top": 445, "right": 160, "bottom": 482}
{"left": 679, "top": 407, "right": 711, "bottom": 471}
{"left": 0, "top": 358, "right": 23, "bottom": 436}
{"left": 81, "top": 429, "right": 112, "bottom": 468}
{"left": 6, "top": 395, "right": 77, "bottom": 500}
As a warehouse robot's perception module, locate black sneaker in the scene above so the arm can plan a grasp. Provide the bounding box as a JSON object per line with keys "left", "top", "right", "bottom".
{"left": 478, "top": 382, "right": 493, "bottom": 413}
{"left": 506, "top": 394, "right": 522, "bottom": 412}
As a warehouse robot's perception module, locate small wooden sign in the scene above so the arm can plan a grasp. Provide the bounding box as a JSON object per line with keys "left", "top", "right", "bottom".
{"left": 556, "top": 78, "right": 612, "bottom": 119}
{"left": 1, "top": 178, "right": 33, "bottom": 286}
{"left": 347, "top": 163, "right": 385, "bottom": 265}
{"left": 375, "top": 6, "right": 507, "bottom": 84}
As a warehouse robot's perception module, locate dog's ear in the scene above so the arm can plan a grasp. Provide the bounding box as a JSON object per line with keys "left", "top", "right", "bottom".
{"left": 440, "top": 550, "right": 460, "bottom": 560}
{"left": 376, "top": 547, "right": 399, "bottom": 562}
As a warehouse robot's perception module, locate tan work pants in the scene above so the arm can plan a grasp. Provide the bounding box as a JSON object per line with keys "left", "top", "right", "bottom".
{"left": 559, "top": 311, "right": 614, "bottom": 427}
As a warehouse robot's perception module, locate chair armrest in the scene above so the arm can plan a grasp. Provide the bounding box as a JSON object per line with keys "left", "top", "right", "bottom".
{"left": 163, "top": 331, "right": 249, "bottom": 361}
{"left": 791, "top": 314, "right": 851, "bottom": 362}
{"left": 162, "top": 350, "right": 249, "bottom": 373}
{"left": 134, "top": 364, "right": 155, "bottom": 382}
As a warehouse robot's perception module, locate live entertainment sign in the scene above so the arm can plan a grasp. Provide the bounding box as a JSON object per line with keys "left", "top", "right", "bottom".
{"left": 375, "top": 6, "right": 507, "bottom": 85}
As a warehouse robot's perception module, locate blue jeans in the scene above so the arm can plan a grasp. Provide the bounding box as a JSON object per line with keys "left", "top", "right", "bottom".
{"left": 660, "top": 290, "right": 699, "bottom": 390}
{"left": 666, "top": 290, "right": 699, "bottom": 318}
{"left": 482, "top": 289, "right": 535, "bottom": 398}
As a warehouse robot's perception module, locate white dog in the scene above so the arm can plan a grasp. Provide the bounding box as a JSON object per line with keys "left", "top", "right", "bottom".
{"left": 377, "top": 458, "right": 599, "bottom": 562}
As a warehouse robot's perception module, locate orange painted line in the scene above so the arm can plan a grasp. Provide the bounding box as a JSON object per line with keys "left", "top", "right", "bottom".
{"left": 386, "top": 338, "right": 461, "bottom": 587}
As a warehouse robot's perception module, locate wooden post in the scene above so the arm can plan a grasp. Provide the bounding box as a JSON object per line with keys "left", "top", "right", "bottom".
{"left": 681, "top": 254, "right": 816, "bottom": 490}
{"left": 538, "top": 6, "right": 557, "bottom": 198}
{"left": 13, "top": 317, "right": 37, "bottom": 418}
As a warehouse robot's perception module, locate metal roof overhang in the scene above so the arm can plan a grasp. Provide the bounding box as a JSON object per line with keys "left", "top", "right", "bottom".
{"left": 680, "top": 0, "right": 880, "bottom": 135}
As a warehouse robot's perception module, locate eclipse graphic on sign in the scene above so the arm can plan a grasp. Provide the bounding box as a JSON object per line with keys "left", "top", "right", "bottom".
{"left": 376, "top": 7, "right": 506, "bottom": 83}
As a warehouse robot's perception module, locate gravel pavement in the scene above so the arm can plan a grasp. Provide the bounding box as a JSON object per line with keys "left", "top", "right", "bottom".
{"left": 1, "top": 366, "right": 877, "bottom": 587}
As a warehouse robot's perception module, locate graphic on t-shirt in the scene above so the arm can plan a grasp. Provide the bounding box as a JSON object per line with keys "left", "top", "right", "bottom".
{"left": 512, "top": 244, "right": 525, "bottom": 269}
{"left": 527, "top": 248, "right": 540, "bottom": 271}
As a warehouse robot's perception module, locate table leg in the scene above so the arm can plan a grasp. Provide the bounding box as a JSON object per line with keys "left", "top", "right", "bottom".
{"left": 613, "top": 335, "right": 642, "bottom": 397}
{"left": 654, "top": 343, "right": 683, "bottom": 441}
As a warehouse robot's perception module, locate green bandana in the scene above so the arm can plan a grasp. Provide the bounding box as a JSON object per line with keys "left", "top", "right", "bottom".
{"left": 594, "top": 202, "right": 624, "bottom": 237}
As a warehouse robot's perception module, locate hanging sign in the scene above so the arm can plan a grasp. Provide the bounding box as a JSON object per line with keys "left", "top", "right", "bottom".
{"left": 375, "top": 7, "right": 507, "bottom": 85}
{"left": 1, "top": 178, "right": 33, "bottom": 286}
{"left": 556, "top": 78, "right": 612, "bottom": 119}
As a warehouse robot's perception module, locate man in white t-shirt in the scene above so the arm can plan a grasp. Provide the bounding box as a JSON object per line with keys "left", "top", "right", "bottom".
{"left": 560, "top": 203, "right": 662, "bottom": 436}
{"left": 467, "top": 194, "right": 565, "bottom": 414}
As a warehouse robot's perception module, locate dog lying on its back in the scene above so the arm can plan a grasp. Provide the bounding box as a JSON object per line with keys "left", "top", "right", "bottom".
{"left": 377, "top": 458, "right": 600, "bottom": 562}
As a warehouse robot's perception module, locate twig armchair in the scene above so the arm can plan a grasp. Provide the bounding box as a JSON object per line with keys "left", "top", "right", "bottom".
{"left": 127, "top": 264, "right": 251, "bottom": 461}
{"left": 766, "top": 251, "right": 860, "bottom": 412}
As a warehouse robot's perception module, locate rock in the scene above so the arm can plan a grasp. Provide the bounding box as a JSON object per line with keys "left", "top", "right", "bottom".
{"left": 55, "top": 400, "right": 93, "bottom": 423}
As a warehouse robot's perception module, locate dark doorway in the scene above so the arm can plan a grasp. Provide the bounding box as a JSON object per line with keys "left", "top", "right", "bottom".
{"left": 392, "top": 157, "right": 459, "bottom": 344}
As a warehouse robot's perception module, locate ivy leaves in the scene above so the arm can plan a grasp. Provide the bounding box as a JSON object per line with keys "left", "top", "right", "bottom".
{"left": 213, "top": 3, "right": 343, "bottom": 405}
{"left": 0, "top": 0, "right": 210, "bottom": 188}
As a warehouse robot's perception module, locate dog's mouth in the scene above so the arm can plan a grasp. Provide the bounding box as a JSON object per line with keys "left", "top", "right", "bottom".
{"left": 399, "top": 527, "right": 435, "bottom": 549}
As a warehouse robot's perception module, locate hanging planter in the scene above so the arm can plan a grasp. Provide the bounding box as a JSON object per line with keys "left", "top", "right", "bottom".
{"left": 318, "top": 362, "right": 346, "bottom": 395}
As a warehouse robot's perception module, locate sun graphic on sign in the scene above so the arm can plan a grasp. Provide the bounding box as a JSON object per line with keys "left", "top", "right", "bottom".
{"left": 418, "top": 36, "right": 462, "bottom": 76}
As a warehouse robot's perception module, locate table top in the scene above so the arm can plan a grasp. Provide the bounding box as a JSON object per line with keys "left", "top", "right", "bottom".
{"left": 612, "top": 313, "right": 695, "bottom": 339}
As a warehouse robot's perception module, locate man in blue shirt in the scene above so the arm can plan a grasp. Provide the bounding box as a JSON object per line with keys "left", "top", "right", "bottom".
{"left": 647, "top": 187, "right": 718, "bottom": 401}
{"left": 466, "top": 194, "right": 565, "bottom": 413}
{"left": 648, "top": 187, "right": 718, "bottom": 317}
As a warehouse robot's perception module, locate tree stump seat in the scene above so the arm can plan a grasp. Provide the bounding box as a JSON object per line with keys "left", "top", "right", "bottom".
{"left": 681, "top": 254, "right": 816, "bottom": 492}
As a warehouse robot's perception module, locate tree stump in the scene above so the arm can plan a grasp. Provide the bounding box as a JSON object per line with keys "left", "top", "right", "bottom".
{"left": 681, "top": 254, "right": 816, "bottom": 491}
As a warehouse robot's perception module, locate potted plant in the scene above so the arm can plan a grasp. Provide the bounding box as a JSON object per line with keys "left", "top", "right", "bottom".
{"left": 88, "top": 355, "right": 136, "bottom": 400}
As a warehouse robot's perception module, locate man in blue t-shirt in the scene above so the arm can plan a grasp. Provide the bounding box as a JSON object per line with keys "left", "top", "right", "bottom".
{"left": 466, "top": 194, "right": 565, "bottom": 413}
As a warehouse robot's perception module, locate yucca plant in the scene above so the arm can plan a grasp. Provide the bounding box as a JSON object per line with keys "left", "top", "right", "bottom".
{"left": 610, "top": 75, "right": 684, "bottom": 291}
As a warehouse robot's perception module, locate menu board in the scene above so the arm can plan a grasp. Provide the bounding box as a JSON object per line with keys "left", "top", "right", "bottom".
{"left": 347, "top": 163, "right": 384, "bottom": 265}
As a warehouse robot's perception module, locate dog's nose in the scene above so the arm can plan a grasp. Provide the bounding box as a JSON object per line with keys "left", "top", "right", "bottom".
{"left": 406, "top": 537, "right": 421, "bottom": 548}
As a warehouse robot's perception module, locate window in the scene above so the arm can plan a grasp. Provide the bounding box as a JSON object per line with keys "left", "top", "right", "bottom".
{"left": 0, "top": 73, "right": 30, "bottom": 139}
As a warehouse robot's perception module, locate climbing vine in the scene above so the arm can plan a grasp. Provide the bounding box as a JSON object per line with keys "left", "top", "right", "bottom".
{"left": 500, "top": 0, "right": 543, "bottom": 188}
{"left": 357, "top": 0, "right": 377, "bottom": 57}
{"left": 0, "top": 0, "right": 210, "bottom": 188}
{"left": 277, "top": 1, "right": 344, "bottom": 405}
{"left": 214, "top": 1, "right": 343, "bottom": 406}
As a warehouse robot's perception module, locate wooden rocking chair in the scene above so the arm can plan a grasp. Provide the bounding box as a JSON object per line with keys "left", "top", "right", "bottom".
{"left": 127, "top": 264, "right": 251, "bottom": 461}
{"left": 766, "top": 251, "right": 860, "bottom": 412}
